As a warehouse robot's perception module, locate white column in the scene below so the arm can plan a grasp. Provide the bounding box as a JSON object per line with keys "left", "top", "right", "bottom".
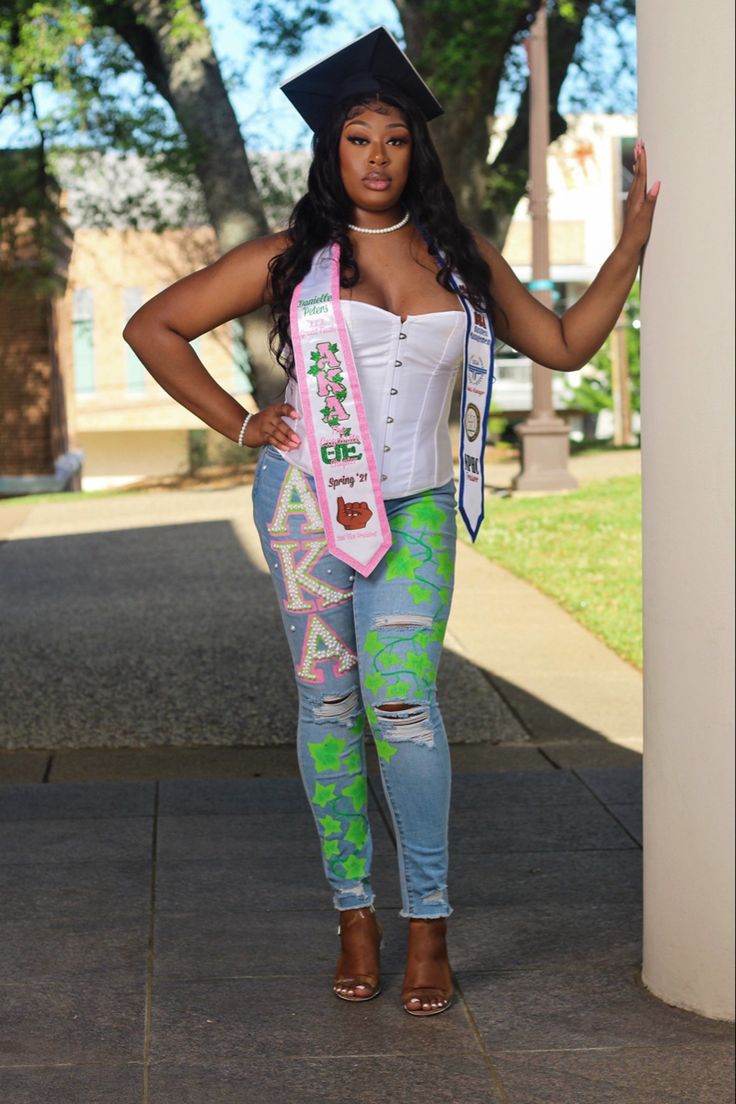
{"left": 638, "top": 1, "right": 735, "bottom": 1019}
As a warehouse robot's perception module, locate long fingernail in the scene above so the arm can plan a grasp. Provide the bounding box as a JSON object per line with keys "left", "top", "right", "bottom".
{"left": 649, "top": 180, "right": 661, "bottom": 197}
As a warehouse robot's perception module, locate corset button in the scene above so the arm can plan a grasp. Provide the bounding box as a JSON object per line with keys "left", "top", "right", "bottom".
{"left": 394, "top": 360, "right": 402, "bottom": 367}
{"left": 399, "top": 332, "right": 407, "bottom": 339}
{"left": 390, "top": 388, "right": 398, "bottom": 395}
{"left": 386, "top": 416, "right": 394, "bottom": 424}
{"left": 384, "top": 445, "right": 391, "bottom": 452}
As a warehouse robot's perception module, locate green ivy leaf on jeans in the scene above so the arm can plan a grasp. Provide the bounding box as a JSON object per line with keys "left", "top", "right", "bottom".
{"left": 364, "top": 670, "right": 385, "bottom": 696}
{"left": 408, "top": 582, "right": 434, "bottom": 604}
{"left": 344, "top": 816, "right": 369, "bottom": 849}
{"left": 308, "top": 733, "right": 347, "bottom": 773}
{"left": 385, "top": 678, "right": 411, "bottom": 699}
{"left": 406, "top": 499, "right": 447, "bottom": 530}
{"left": 363, "top": 631, "right": 382, "bottom": 656}
{"left": 312, "top": 781, "right": 337, "bottom": 808}
{"left": 374, "top": 736, "right": 398, "bottom": 763}
{"left": 381, "top": 651, "right": 403, "bottom": 668}
{"left": 341, "top": 853, "right": 367, "bottom": 879}
{"left": 430, "top": 618, "right": 447, "bottom": 643}
{"left": 319, "top": 813, "right": 342, "bottom": 837}
{"left": 385, "top": 544, "right": 422, "bottom": 581}
{"left": 343, "top": 750, "right": 363, "bottom": 776}
{"left": 405, "top": 651, "right": 433, "bottom": 681}
{"left": 436, "top": 550, "right": 454, "bottom": 582}
{"left": 341, "top": 776, "right": 367, "bottom": 812}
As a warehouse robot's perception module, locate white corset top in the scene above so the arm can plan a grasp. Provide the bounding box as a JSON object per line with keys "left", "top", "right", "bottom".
{"left": 277, "top": 299, "right": 465, "bottom": 498}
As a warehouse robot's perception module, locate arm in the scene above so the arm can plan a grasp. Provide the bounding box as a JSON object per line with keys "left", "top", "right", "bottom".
{"left": 476, "top": 142, "right": 661, "bottom": 373}
{"left": 122, "top": 231, "right": 301, "bottom": 451}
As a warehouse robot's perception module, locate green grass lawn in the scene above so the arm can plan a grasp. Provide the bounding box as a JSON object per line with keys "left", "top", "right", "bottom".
{"left": 0, "top": 487, "right": 125, "bottom": 507}
{"left": 464, "top": 474, "right": 643, "bottom": 670}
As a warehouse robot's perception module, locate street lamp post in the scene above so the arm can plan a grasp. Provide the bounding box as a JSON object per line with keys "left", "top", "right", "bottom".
{"left": 611, "top": 307, "right": 635, "bottom": 445}
{"left": 512, "top": 1, "right": 577, "bottom": 491}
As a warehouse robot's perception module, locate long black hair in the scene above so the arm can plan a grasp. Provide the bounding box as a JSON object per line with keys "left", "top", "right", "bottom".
{"left": 268, "top": 89, "right": 504, "bottom": 374}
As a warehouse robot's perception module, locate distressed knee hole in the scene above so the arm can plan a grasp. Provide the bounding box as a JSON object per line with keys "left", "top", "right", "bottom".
{"left": 313, "top": 686, "right": 361, "bottom": 723}
{"left": 335, "top": 881, "right": 369, "bottom": 901}
{"left": 422, "top": 887, "right": 447, "bottom": 906}
{"left": 374, "top": 702, "right": 434, "bottom": 748}
{"left": 371, "top": 614, "right": 433, "bottom": 632}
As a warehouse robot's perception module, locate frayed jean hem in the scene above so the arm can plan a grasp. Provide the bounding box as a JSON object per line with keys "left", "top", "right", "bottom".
{"left": 333, "top": 889, "right": 376, "bottom": 911}
{"left": 399, "top": 905, "right": 454, "bottom": 919}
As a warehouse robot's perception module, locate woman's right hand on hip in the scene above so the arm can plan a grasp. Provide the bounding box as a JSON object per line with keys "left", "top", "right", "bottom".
{"left": 245, "top": 403, "right": 301, "bottom": 450}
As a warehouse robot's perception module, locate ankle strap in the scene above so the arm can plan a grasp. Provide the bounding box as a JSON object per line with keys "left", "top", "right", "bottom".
{"left": 337, "top": 904, "right": 378, "bottom": 933}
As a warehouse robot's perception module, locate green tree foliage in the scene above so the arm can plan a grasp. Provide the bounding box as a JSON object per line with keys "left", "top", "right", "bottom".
{"left": 0, "top": 1, "right": 208, "bottom": 235}
{"left": 247, "top": 0, "right": 636, "bottom": 237}
{"left": 1, "top": 0, "right": 278, "bottom": 396}
{"left": 1, "top": 1, "right": 636, "bottom": 394}
{"left": 2, "top": 1, "right": 637, "bottom": 238}
{"left": 0, "top": 145, "right": 71, "bottom": 296}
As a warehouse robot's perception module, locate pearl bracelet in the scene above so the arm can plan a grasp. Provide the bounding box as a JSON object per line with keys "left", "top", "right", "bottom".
{"left": 237, "top": 411, "right": 254, "bottom": 447}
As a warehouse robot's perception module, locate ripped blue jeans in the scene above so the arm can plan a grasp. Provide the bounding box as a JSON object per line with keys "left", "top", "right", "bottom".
{"left": 251, "top": 445, "right": 455, "bottom": 918}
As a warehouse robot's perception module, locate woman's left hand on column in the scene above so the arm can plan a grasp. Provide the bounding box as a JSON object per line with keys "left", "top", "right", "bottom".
{"left": 619, "top": 140, "right": 661, "bottom": 257}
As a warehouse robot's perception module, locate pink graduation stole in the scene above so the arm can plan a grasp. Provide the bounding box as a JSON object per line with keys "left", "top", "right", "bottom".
{"left": 289, "top": 243, "right": 392, "bottom": 577}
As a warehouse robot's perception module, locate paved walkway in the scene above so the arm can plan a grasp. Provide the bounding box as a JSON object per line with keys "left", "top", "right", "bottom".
{"left": 0, "top": 448, "right": 641, "bottom": 761}
{"left": 0, "top": 768, "right": 733, "bottom": 1103}
{"left": 1, "top": 449, "right": 733, "bottom": 1101}
{"left": 485, "top": 444, "right": 642, "bottom": 490}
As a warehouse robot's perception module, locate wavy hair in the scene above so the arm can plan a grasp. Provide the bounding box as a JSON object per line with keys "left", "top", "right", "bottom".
{"left": 268, "top": 89, "right": 504, "bottom": 374}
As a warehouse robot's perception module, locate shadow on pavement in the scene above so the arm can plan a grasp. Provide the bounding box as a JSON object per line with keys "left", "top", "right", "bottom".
{"left": 1, "top": 519, "right": 621, "bottom": 755}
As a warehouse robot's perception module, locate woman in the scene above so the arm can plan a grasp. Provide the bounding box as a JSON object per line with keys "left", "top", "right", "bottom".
{"left": 123, "top": 28, "right": 659, "bottom": 1017}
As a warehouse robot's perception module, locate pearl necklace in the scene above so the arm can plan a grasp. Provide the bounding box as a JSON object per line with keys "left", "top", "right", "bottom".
{"left": 347, "top": 210, "right": 410, "bottom": 235}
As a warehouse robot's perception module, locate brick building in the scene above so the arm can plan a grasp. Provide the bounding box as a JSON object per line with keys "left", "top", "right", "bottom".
{"left": 1, "top": 148, "right": 253, "bottom": 494}
{"left": 0, "top": 149, "right": 77, "bottom": 494}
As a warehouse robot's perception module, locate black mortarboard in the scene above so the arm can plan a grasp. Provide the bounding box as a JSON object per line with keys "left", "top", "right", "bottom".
{"left": 280, "top": 25, "right": 443, "bottom": 133}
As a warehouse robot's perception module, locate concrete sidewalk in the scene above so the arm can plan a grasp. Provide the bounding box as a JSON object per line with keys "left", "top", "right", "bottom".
{"left": 0, "top": 768, "right": 733, "bottom": 1103}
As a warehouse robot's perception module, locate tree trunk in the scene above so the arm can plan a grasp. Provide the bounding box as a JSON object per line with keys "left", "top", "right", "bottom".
{"left": 398, "top": 0, "right": 592, "bottom": 247}
{"left": 94, "top": 0, "right": 284, "bottom": 404}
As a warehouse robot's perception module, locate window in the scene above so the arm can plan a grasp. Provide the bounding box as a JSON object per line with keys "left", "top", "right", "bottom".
{"left": 231, "top": 317, "right": 253, "bottom": 392}
{"left": 123, "top": 287, "right": 146, "bottom": 394}
{"left": 72, "top": 288, "right": 95, "bottom": 395}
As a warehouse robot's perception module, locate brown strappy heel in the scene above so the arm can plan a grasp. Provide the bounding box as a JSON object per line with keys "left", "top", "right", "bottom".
{"left": 401, "top": 916, "right": 454, "bottom": 1016}
{"left": 333, "top": 903, "right": 384, "bottom": 1002}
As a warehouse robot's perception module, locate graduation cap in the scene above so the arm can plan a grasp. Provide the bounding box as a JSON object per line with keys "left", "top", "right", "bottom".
{"left": 280, "top": 25, "right": 443, "bottom": 133}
